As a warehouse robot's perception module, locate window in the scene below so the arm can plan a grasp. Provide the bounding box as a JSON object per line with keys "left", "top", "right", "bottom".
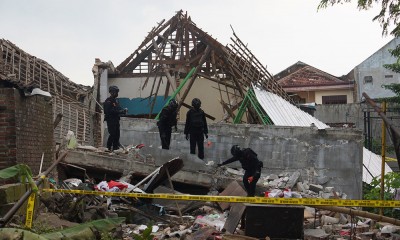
{"left": 322, "top": 95, "right": 347, "bottom": 105}
{"left": 364, "top": 76, "right": 373, "bottom": 84}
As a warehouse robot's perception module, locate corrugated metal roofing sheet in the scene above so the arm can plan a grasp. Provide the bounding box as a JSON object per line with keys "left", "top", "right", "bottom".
{"left": 253, "top": 86, "right": 330, "bottom": 129}
{"left": 363, "top": 147, "right": 392, "bottom": 184}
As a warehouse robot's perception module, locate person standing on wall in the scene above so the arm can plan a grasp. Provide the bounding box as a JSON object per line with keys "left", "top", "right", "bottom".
{"left": 157, "top": 99, "right": 178, "bottom": 150}
{"left": 103, "top": 85, "right": 127, "bottom": 152}
{"left": 217, "top": 145, "right": 263, "bottom": 197}
{"left": 184, "top": 98, "right": 208, "bottom": 160}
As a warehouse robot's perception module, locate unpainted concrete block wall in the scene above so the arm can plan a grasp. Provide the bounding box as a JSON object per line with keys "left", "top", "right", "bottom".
{"left": 0, "top": 87, "right": 54, "bottom": 176}
{"left": 315, "top": 102, "right": 400, "bottom": 151}
{"left": 110, "top": 118, "right": 364, "bottom": 199}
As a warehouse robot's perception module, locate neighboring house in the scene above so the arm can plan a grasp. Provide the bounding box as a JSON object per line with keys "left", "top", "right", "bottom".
{"left": 275, "top": 61, "right": 355, "bottom": 105}
{"left": 0, "top": 39, "right": 98, "bottom": 175}
{"left": 351, "top": 37, "right": 400, "bottom": 101}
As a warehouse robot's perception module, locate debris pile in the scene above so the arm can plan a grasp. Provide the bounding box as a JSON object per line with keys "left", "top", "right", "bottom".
{"left": 1, "top": 150, "right": 400, "bottom": 239}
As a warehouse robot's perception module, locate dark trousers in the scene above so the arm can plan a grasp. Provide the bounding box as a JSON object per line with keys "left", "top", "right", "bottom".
{"left": 106, "top": 120, "right": 120, "bottom": 150}
{"left": 159, "top": 127, "right": 172, "bottom": 150}
{"left": 243, "top": 170, "right": 261, "bottom": 197}
{"left": 189, "top": 132, "right": 204, "bottom": 159}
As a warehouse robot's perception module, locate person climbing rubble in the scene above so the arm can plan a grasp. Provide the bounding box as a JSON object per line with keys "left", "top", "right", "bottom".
{"left": 184, "top": 98, "right": 208, "bottom": 159}
{"left": 217, "top": 145, "right": 263, "bottom": 197}
{"left": 157, "top": 99, "right": 178, "bottom": 149}
{"left": 103, "top": 85, "right": 127, "bottom": 152}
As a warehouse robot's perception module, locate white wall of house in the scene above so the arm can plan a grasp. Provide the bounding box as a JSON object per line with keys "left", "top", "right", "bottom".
{"left": 106, "top": 76, "right": 168, "bottom": 100}
{"left": 101, "top": 74, "right": 236, "bottom": 123}
{"left": 354, "top": 37, "right": 400, "bottom": 101}
{"left": 177, "top": 77, "right": 238, "bottom": 123}
{"left": 315, "top": 89, "right": 354, "bottom": 104}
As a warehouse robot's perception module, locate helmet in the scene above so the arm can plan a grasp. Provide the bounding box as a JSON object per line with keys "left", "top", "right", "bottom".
{"left": 231, "top": 145, "right": 242, "bottom": 157}
{"left": 169, "top": 99, "right": 178, "bottom": 109}
{"left": 109, "top": 85, "right": 119, "bottom": 93}
{"left": 192, "top": 98, "right": 201, "bottom": 109}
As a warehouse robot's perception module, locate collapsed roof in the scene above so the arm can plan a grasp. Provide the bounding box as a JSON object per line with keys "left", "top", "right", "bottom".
{"left": 0, "top": 39, "right": 97, "bottom": 146}
{"left": 113, "top": 10, "right": 293, "bottom": 124}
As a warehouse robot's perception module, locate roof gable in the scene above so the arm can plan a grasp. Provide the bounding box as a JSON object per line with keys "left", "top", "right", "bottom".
{"left": 112, "top": 10, "right": 295, "bottom": 123}
{"left": 275, "top": 61, "right": 349, "bottom": 87}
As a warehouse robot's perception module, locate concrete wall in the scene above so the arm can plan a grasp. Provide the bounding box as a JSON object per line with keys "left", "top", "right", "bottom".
{"left": 315, "top": 102, "right": 400, "bottom": 153}
{"left": 314, "top": 103, "right": 364, "bottom": 127}
{"left": 107, "top": 118, "right": 364, "bottom": 199}
{"left": 354, "top": 38, "right": 400, "bottom": 101}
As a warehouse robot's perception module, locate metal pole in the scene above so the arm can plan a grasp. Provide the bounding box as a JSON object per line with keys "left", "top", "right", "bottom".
{"left": 363, "top": 111, "right": 367, "bottom": 148}
{"left": 380, "top": 101, "right": 387, "bottom": 216}
{"left": 367, "top": 111, "right": 371, "bottom": 150}
{"left": 0, "top": 152, "right": 68, "bottom": 228}
{"left": 363, "top": 92, "right": 400, "bottom": 138}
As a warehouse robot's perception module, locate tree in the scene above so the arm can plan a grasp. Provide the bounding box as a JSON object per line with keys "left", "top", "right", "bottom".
{"left": 319, "top": 0, "right": 400, "bottom": 102}
{"left": 318, "top": 0, "right": 400, "bottom": 37}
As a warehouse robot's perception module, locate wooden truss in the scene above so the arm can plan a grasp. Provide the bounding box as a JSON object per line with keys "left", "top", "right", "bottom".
{"left": 115, "top": 10, "right": 293, "bottom": 123}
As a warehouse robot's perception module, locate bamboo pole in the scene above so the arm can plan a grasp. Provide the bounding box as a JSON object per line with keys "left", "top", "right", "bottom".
{"left": 316, "top": 205, "right": 400, "bottom": 226}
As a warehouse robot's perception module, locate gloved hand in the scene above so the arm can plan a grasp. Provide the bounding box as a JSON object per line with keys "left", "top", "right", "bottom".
{"left": 185, "top": 134, "right": 189, "bottom": 141}
{"left": 205, "top": 134, "right": 208, "bottom": 139}
{"left": 217, "top": 163, "right": 222, "bottom": 167}
{"left": 175, "top": 125, "right": 178, "bottom": 132}
{"left": 247, "top": 176, "right": 254, "bottom": 183}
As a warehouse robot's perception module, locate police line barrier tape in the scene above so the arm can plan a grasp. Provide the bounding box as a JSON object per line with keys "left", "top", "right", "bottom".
{"left": 41, "top": 189, "right": 400, "bottom": 208}
{"left": 25, "top": 192, "right": 36, "bottom": 229}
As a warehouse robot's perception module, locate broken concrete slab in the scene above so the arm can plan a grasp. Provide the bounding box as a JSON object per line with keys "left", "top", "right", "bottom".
{"left": 304, "top": 229, "right": 329, "bottom": 240}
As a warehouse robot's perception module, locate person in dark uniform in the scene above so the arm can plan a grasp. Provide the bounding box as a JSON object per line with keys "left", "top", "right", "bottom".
{"left": 184, "top": 98, "right": 208, "bottom": 159}
{"left": 103, "top": 85, "right": 127, "bottom": 151}
{"left": 157, "top": 99, "right": 178, "bottom": 150}
{"left": 217, "top": 145, "right": 263, "bottom": 197}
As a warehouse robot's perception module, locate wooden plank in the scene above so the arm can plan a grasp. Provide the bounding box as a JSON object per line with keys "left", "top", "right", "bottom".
{"left": 223, "top": 203, "right": 246, "bottom": 234}
{"left": 150, "top": 59, "right": 186, "bottom": 65}
{"left": 181, "top": 102, "right": 216, "bottom": 121}
{"left": 218, "top": 181, "right": 246, "bottom": 210}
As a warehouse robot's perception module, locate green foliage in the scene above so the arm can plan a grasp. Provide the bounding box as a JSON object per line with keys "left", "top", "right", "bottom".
{"left": 133, "top": 225, "right": 154, "bottom": 240}
{"left": 31, "top": 221, "right": 61, "bottom": 235}
{"left": 381, "top": 83, "right": 400, "bottom": 103}
{"left": 0, "top": 164, "right": 38, "bottom": 193}
{"left": 363, "top": 172, "right": 400, "bottom": 217}
{"left": 318, "top": 0, "right": 400, "bottom": 36}
{"left": 318, "top": 1, "right": 400, "bottom": 101}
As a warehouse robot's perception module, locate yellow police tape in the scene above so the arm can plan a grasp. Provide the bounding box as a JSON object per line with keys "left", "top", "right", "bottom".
{"left": 41, "top": 189, "right": 400, "bottom": 208}
{"left": 25, "top": 192, "right": 36, "bottom": 229}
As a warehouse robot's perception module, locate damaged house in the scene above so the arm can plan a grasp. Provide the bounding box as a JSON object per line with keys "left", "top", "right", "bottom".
{"left": 7, "top": 9, "right": 400, "bottom": 240}
{"left": 83, "top": 10, "right": 364, "bottom": 200}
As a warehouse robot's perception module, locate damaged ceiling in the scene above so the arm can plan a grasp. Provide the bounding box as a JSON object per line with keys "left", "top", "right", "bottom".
{"left": 112, "top": 10, "right": 294, "bottom": 124}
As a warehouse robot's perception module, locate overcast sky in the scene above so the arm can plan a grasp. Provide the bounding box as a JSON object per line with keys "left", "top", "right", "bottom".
{"left": 0, "top": 0, "right": 392, "bottom": 86}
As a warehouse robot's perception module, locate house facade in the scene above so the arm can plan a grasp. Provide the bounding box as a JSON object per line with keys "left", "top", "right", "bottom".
{"left": 275, "top": 61, "right": 355, "bottom": 105}
{"left": 352, "top": 37, "right": 400, "bottom": 101}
